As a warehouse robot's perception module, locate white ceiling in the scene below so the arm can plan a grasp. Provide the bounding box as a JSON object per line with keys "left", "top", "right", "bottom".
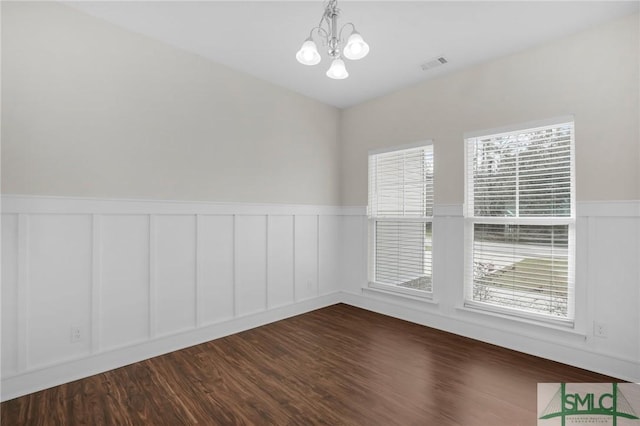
{"left": 65, "top": 1, "right": 639, "bottom": 108}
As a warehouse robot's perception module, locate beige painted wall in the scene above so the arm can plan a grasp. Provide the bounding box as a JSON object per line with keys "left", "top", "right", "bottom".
{"left": 1, "top": 2, "right": 341, "bottom": 205}
{"left": 340, "top": 13, "right": 640, "bottom": 206}
{"left": 3, "top": 4, "right": 638, "bottom": 207}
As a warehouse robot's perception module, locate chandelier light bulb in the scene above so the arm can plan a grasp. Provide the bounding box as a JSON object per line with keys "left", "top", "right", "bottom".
{"left": 296, "top": 39, "right": 321, "bottom": 66}
{"left": 343, "top": 32, "right": 369, "bottom": 60}
{"left": 326, "top": 58, "right": 349, "bottom": 79}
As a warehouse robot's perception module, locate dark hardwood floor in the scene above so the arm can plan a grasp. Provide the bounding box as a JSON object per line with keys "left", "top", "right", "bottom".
{"left": 1, "top": 304, "right": 616, "bottom": 425}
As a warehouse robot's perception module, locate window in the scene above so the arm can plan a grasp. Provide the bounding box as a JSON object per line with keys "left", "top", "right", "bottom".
{"left": 464, "top": 118, "right": 575, "bottom": 324}
{"left": 368, "top": 142, "right": 434, "bottom": 297}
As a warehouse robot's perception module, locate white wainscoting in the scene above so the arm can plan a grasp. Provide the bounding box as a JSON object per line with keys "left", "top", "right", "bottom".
{"left": 1, "top": 195, "right": 356, "bottom": 401}
{"left": 2, "top": 196, "right": 639, "bottom": 401}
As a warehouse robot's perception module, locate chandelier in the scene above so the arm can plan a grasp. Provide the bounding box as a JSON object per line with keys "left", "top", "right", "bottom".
{"left": 295, "top": 0, "right": 370, "bottom": 79}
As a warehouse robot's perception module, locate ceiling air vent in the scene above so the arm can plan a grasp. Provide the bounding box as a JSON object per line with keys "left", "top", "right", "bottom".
{"left": 421, "top": 56, "right": 448, "bottom": 71}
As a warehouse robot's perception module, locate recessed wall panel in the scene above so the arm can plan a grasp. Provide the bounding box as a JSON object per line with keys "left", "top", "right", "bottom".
{"left": 199, "top": 215, "right": 235, "bottom": 324}
{"left": 590, "top": 217, "right": 639, "bottom": 358}
{"left": 319, "top": 215, "right": 341, "bottom": 295}
{"left": 341, "top": 216, "right": 367, "bottom": 294}
{"left": 28, "top": 215, "right": 92, "bottom": 368}
{"left": 294, "top": 215, "right": 318, "bottom": 301}
{"left": 235, "top": 215, "right": 267, "bottom": 316}
{"left": 100, "top": 215, "right": 150, "bottom": 350}
{"left": 267, "top": 215, "right": 294, "bottom": 308}
{"left": 2, "top": 214, "right": 19, "bottom": 375}
{"left": 155, "top": 215, "right": 196, "bottom": 336}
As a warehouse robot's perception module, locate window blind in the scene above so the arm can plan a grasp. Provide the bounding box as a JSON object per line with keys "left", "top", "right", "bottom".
{"left": 368, "top": 144, "right": 433, "bottom": 293}
{"left": 368, "top": 146, "right": 433, "bottom": 217}
{"left": 374, "top": 221, "right": 432, "bottom": 290}
{"left": 472, "top": 224, "right": 570, "bottom": 318}
{"left": 465, "top": 121, "right": 575, "bottom": 321}
{"left": 470, "top": 124, "right": 572, "bottom": 218}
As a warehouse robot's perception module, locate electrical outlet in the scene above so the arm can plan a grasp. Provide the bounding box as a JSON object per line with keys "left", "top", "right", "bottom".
{"left": 307, "top": 280, "right": 313, "bottom": 289}
{"left": 70, "top": 326, "right": 82, "bottom": 343}
{"left": 593, "top": 322, "right": 607, "bottom": 338}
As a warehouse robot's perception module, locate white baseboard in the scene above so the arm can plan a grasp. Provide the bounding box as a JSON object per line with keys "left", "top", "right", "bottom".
{"left": 0, "top": 293, "right": 341, "bottom": 402}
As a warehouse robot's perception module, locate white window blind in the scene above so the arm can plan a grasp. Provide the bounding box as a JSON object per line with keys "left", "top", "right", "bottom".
{"left": 465, "top": 120, "right": 575, "bottom": 322}
{"left": 368, "top": 144, "right": 434, "bottom": 294}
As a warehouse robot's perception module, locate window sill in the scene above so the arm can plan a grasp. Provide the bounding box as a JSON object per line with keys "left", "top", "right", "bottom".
{"left": 363, "top": 283, "right": 439, "bottom": 305}
{"left": 455, "top": 304, "right": 586, "bottom": 338}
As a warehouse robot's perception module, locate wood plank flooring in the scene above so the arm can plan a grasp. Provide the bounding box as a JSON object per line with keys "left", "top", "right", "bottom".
{"left": 1, "top": 304, "right": 616, "bottom": 425}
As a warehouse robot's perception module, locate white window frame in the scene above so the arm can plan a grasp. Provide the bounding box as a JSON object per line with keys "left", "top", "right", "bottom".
{"left": 463, "top": 116, "right": 576, "bottom": 326}
{"left": 367, "top": 141, "right": 434, "bottom": 299}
